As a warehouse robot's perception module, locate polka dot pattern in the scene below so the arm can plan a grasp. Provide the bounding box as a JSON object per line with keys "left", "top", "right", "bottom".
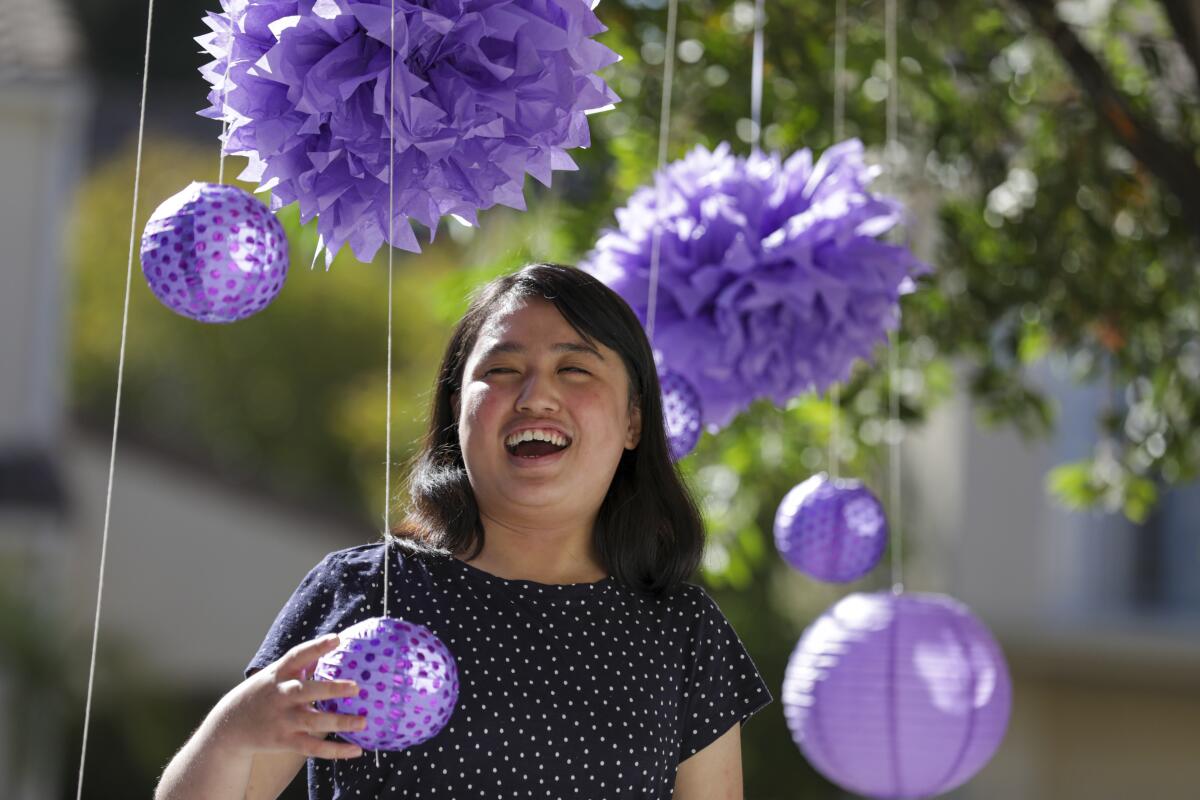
{"left": 247, "top": 543, "right": 772, "bottom": 798}
{"left": 773, "top": 473, "right": 888, "bottom": 583}
{"left": 139, "top": 182, "right": 288, "bottom": 323}
{"left": 659, "top": 368, "right": 703, "bottom": 461}
{"left": 314, "top": 617, "right": 459, "bottom": 751}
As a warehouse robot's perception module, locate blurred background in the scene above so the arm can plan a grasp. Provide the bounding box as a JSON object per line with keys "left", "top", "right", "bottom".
{"left": 2, "top": 0, "right": 1199, "bottom": 797}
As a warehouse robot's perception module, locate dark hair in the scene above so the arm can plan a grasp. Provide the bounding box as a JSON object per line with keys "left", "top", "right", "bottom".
{"left": 391, "top": 263, "right": 704, "bottom": 597}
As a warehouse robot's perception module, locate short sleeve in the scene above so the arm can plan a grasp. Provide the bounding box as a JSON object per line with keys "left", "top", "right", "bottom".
{"left": 244, "top": 549, "right": 375, "bottom": 679}
{"left": 678, "top": 587, "right": 773, "bottom": 761}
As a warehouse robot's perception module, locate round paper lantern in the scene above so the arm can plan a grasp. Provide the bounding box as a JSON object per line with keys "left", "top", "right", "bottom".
{"left": 582, "top": 140, "right": 929, "bottom": 430}
{"left": 314, "top": 617, "right": 459, "bottom": 751}
{"left": 774, "top": 473, "right": 887, "bottom": 583}
{"left": 139, "top": 182, "right": 288, "bottom": 323}
{"left": 660, "top": 367, "right": 702, "bottom": 460}
{"left": 783, "top": 592, "right": 1012, "bottom": 798}
{"left": 198, "top": 0, "right": 620, "bottom": 265}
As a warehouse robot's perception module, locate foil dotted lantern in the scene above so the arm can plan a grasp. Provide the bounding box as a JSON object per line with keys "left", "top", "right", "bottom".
{"left": 140, "top": 182, "right": 288, "bottom": 323}
{"left": 774, "top": 473, "right": 888, "bottom": 583}
{"left": 660, "top": 367, "right": 703, "bottom": 460}
{"left": 782, "top": 592, "right": 1013, "bottom": 798}
{"left": 314, "top": 617, "right": 459, "bottom": 752}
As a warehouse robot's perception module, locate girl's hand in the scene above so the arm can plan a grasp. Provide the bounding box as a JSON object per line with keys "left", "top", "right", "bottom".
{"left": 214, "top": 633, "right": 367, "bottom": 761}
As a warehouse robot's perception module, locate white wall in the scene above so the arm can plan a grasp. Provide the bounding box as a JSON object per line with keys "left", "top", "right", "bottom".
{"left": 63, "top": 432, "right": 363, "bottom": 689}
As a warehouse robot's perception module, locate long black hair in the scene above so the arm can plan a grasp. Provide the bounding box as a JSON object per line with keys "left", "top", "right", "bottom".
{"left": 392, "top": 263, "right": 705, "bottom": 597}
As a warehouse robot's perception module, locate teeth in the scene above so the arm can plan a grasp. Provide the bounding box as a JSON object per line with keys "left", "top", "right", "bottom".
{"left": 505, "top": 429, "right": 569, "bottom": 448}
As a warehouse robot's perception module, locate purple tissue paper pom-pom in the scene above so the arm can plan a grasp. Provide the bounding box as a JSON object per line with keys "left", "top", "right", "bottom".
{"left": 581, "top": 140, "right": 930, "bottom": 430}
{"left": 198, "top": 0, "right": 620, "bottom": 265}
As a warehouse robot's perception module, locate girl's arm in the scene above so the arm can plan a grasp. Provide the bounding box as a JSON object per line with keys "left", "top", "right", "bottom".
{"left": 672, "top": 723, "right": 744, "bottom": 800}
{"left": 154, "top": 634, "right": 366, "bottom": 800}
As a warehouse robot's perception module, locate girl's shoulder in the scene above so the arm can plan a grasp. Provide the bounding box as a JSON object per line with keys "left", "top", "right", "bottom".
{"left": 314, "top": 537, "right": 451, "bottom": 584}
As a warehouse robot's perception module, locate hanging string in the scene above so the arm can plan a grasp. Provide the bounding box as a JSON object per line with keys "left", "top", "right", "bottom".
{"left": 76, "top": 2, "right": 156, "bottom": 798}
{"left": 828, "top": 0, "right": 847, "bottom": 482}
{"left": 645, "top": 0, "right": 679, "bottom": 343}
{"left": 382, "top": 0, "right": 397, "bottom": 621}
{"left": 833, "top": 0, "right": 847, "bottom": 143}
{"left": 749, "top": 0, "right": 765, "bottom": 150}
{"left": 217, "top": 19, "right": 235, "bottom": 185}
{"left": 884, "top": 0, "right": 904, "bottom": 595}
{"left": 376, "top": 0, "right": 398, "bottom": 769}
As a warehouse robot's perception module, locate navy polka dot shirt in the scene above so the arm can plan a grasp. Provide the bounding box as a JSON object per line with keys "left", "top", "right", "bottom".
{"left": 247, "top": 542, "right": 772, "bottom": 798}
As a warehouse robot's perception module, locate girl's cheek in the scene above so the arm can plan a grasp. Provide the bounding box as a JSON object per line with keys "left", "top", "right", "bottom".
{"left": 462, "top": 385, "right": 495, "bottom": 418}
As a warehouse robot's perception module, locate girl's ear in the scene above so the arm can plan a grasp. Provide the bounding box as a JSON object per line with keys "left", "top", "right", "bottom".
{"left": 625, "top": 401, "right": 642, "bottom": 449}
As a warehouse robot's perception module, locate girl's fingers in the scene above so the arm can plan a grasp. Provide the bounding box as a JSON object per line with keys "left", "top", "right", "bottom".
{"left": 302, "top": 679, "right": 362, "bottom": 702}
{"left": 296, "top": 707, "right": 370, "bottom": 735}
{"left": 276, "top": 634, "right": 341, "bottom": 677}
{"left": 288, "top": 732, "right": 363, "bottom": 760}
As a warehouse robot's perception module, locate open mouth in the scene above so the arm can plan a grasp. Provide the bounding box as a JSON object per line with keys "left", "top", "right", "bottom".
{"left": 505, "top": 435, "right": 572, "bottom": 460}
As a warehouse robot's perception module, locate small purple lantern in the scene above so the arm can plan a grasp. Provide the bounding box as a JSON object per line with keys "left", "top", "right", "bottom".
{"left": 660, "top": 367, "right": 703, "bottom": 460}
{"left": 774, "top": 473, "right": 888, "bottom": 583}
{"left": 783, "top": 592, "right": 1012, "bottom": 798}
{"left": 140, "top": 182, "right": 288, "bottom": 323}
{"left": 314, "top": 617, "right": 459, "bottom": 752}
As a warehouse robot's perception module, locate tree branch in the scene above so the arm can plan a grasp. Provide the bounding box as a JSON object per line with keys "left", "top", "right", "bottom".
{"left": 1008, "top": 0, "right": 1200, "bottom": 243}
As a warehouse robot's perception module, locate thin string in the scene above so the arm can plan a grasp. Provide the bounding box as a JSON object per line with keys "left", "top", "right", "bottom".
{"left": 376, "top": 0, "right": 398, "bottom": 769}
{"left": 645, "top": 0, "right": 678, "bottom": 343}
{"left": 382, "top": 0, "right": 396, "bottom": 623}
{"left": 828, "top": 0, "right": 847, "bottom": 481}
{"left": 834, "top": 0, "right": 846, "bottom": 142}
{"left": 749, "top": 0, "right": 765, "bottom": 149}
{"left": 76, "top": 2, "right": 155, "bottom": 798}
{"left": 885, "top": 0, "right": 904, "bottom": 595}
{"left": 217, "top": 17, "right": 234, "bottom": 185}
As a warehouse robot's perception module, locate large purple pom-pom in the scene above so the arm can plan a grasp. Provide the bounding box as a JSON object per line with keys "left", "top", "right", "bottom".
{"left": 139, "top": 182, "right": 288, "bottom": 323}
{"left": 198, "top": 0, "right": 620, "bottom": 265}
{"left": 773, "top": 473, "right": 888, "bottom": 583}
{"left": 582, "top": 140, "right": 929, "bottom": 430}
{"left": 782, "top": 592, "right": 1012, "bottom": 797}
{"left": 314, "top": 617, "right": 459, "bottom": 751}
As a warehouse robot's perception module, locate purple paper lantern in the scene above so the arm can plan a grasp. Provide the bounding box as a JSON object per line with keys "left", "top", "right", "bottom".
{"left": 783, "top": 592, "right": 1012, "bottom": 799}
{"left": 140, "top": 182, "right": 288, "bottom": 323}
{"left": 581, "top": 140, "right": 930, "bottom": 430}
{"left": 774, "top": 473, "right": 888, "bottom": 583}
{"left": 660, "top": 367, "right": 702, "bottom": 460}
{"left": 198, "top": 0, "right": 620, "bottom": 265}
{"left": 314, "top": 617, "right": 459, "bottom": 752}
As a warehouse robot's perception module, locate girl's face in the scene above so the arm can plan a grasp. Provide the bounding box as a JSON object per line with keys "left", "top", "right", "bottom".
{"left": 453, "top": 298, "right": 641, "bottom": 529}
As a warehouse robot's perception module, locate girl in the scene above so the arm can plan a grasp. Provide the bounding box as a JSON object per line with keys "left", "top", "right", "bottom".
{"left": 156, "top": 263, "right": 771, "bottom": 799}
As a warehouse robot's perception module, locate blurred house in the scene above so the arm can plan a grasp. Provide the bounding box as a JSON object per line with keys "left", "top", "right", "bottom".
{"left": 0, "top": 1, "right": 88, "bottom": 797}
{"left": 0, "top": 1, "right": 357, "bottom": 797}
{"left": 904, "top": 364, "right": 1200, "bottom": 799}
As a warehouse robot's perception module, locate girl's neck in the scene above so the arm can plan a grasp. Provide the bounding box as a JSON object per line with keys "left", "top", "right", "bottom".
{"left": 455, "top": 514, "right": 607, "bottom": 584}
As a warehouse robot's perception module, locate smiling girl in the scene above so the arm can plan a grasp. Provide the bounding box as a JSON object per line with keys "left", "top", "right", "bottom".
{"left": 155, "top": 263, "right": 772, "bottom": 799}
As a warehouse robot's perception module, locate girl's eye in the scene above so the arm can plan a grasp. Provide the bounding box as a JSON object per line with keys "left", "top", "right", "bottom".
{"left": 484, "top": 367, "right": 515, "bottom": 376}
{"left": 561, "top": 367, "right": 589, "bottom": 375}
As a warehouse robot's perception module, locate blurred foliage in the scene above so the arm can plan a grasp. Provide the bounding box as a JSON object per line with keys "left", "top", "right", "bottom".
{"left": 64, "top": 0, "right": 1200, "bottom": 796}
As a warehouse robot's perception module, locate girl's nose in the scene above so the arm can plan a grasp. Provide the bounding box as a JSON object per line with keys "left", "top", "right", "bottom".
{"left": 515, "top": 371, "right": 561, "bottom": 414}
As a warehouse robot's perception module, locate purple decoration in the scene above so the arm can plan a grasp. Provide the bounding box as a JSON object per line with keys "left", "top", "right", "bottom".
{"left": 581, "top": 140, "right": 930, "bottom": 430}
{"left": 140, "top": 182, "right": 288, "bottom": 323}
{"left": 783, "top": 592, "right": 1012, "bottom": 799}
{"left": 314, "top": 617, "right": 459, "bottom": 751}
{"left": 198, "top": 0, "right": 620, "bottom": 265}
{"left": 660, "top": 366, "right": 702, "bottom": 460}
{"left": 774, "top": 473, "right": 888, "bottom": 583}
